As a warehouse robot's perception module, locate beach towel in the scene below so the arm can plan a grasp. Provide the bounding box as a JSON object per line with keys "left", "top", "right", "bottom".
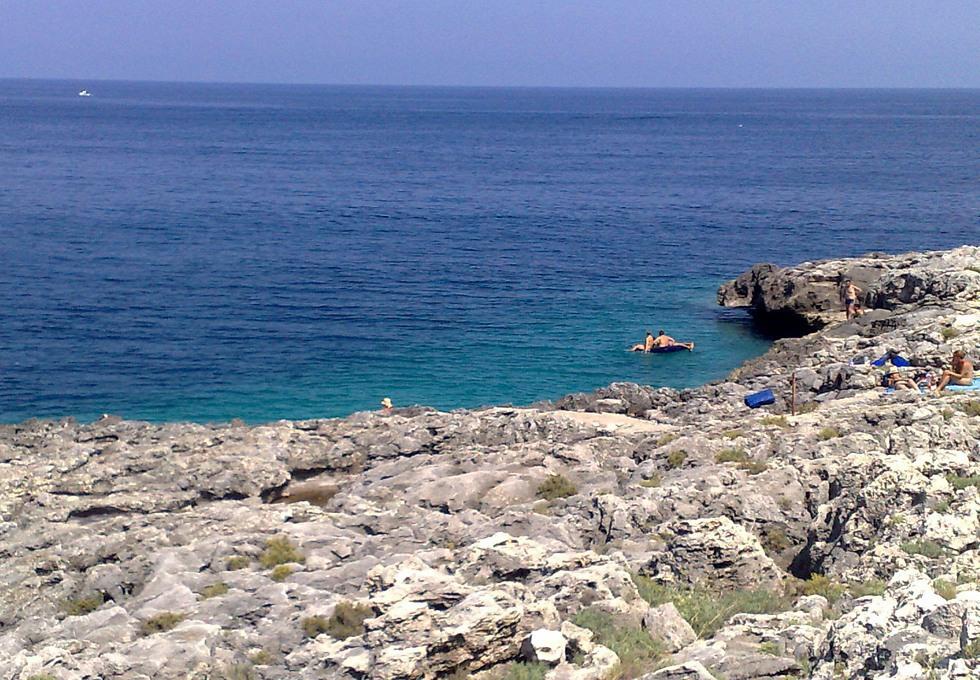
{"left": 947, "top": 378, "right": 980, "bottom": 392}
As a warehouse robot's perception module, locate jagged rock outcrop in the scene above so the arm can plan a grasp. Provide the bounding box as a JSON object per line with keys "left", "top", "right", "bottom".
{"left": 1, "top": 245, "right": 979, "bottom": 679}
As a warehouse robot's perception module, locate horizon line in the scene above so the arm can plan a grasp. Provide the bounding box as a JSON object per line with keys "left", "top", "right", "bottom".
{"left": 2, "top": 76, "right": 979, "bottom": 92}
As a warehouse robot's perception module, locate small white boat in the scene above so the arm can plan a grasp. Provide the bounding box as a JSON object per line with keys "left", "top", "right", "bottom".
{"left": 78, "top": 90, "right": 92, "bottom": 97}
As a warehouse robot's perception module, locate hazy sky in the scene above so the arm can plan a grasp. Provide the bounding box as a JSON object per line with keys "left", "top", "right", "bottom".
{"left": 2, "top": 1, "right": 978, "bottom": 87}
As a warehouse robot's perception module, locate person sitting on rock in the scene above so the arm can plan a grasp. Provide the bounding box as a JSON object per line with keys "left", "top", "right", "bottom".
{"left": 630, "top": 330, "right": 656, "bottom": 352}
{"left": 652, "top": 330, "right": 694, "bottom": 351}
{"left": 841, "top": 279, "right": 863, "bottom": 320}
{"left": 935, "top": 350, "right": 975, "bottom": 394}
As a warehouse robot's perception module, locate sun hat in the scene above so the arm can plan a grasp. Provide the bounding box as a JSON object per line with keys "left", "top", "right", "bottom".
{"left": 381, "top": 397, "right": 393, "bottom": 409}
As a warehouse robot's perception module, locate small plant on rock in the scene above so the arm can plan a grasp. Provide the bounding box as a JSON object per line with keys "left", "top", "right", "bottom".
{"left": 270, "top": 565, "right": 293, "bottom": 582}
{"left": 947, "top": 474, "right": 980, "bottom": 491}
{"left": 762, "top": 526, "right": 792, "bottom": 554}
{"left": 26, "top": 675, "right": 57, "bottom": 680}
{"left": 942, "top": 408, "right": 955, "bottom": 422}
{"left": 963, "top": 638, "right": 980, "bottom": 659}
{"left": 639, "top": 474, "right": 662, "bottom": 488}
{"left": 301, "top": 615, "right": 330, "bottom": 638}
{"left": 140, "top": 611, "right": 186, "bottom": 636}
{"left": 792, "top": 574, "right": 847, "bottom": 605}
{"left": 957, "top": 400, "right": 980, "bottom": 417}
{"left": 901, "top": 540, "right": 946, "bottom": 559}
{"left": 259, "top": 536, "right": 305, "bottom": 568}
{"left": 721, "top": 428, "right": 744, "bottom": 439}
{"left": 666, "top": 449, "right": 687, "bottom": 469}
{"left": 817, "top": 427, "right": 841, "bottom": 441}
{"left": 571, "top": 608, "right": 666, "bottom": 678}
{"left": 715, "top": 448, "right": 748, "bottom": 464}
{"left": 249, "top": 650, "right": 273, "bottom": 665}
{"left": 850, "top": 579, "right": 887, "bottom": 598}
{"left": 739, "top": 460, "right": 768, "bottom": 475}
{"left": 62, "top": 592, "right": 104, "bottom": 616}
{"left": 222, "top": 664, "right": 255, "bottom": 680}
{"left": 758, "top": 641, "right": 781, "bottom": 656}
{"left": 502, "top": 662, "right": 549, "bottom": 680}
{"left": 225, "top": 555, "right": 250, "bottom": 571}
{"left": 933, "top": 579, "right": 958, "bottom": 600}
{"left": 324, "top": 601, "right": 373, "bottom": 640}
{"left": 536, "top": 474, "right": 577, "bottom": 500}
{"left": 760, "top": 415, "right": 789, "bottom": 428}
{"left": 656, "top": 433, "right": 679, "bottom": 447}
{"left": 199, "top": 582, "right": 229, "bottom": 599}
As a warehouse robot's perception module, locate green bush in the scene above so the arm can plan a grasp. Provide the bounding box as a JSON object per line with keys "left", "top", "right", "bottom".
{"left": 225, "top": 555, "right": 250, "bottom": 571}
{"left": 666, "top": 449, "right": 687, "bottom": 469}
{"left": 656, "top": 433, "right": 679, "bottom": 447}
{"left": 957, "top": 400, "right": 980, "bottom": 417}
{"left": 62, "top": 592, "right": 104, "bottom": 616}
{"left": 901, "top": 540, "right": 946, "bottom": 559}
{"left": 249, "top": 650, "right": 273, "bottom": 665}
{"left": 222, "top": 664, "right": 254, "bottom": 680}
{"left": 639, "top": 474, "right": 662, "bottom": 488}
{"left": 536, "top": 474, "right": 577, "bottom": 500}
{"left": 942, "top": 408, "right": 955, "bottom": 422}
{"left": 758, "top": 641, "right": 781, "bottom": 656}
{"left": 792, "top": 574, "right": 847, "bottom": 605}
{"left": 721, "top": 428, "right": 744, "bottom": 439}
{"left": 797, "top": 401, "right": 819, "bottom": 414}
{"left": 739, "top": 460, "right": 768, "bottom": 475}
{"left": 571, "top": 608, "right": 665, "bottom": 678}
{"left": 632, "top": 575, "right": 790, "bottom": 638}
{"left": 817, "top": 427, "right": 840, "bottom": 441}
{"left": 715, "top": 448, "right": 748, "bottom": 464}
{"left": 26, "top": 675, "right": 57, "bottom": 680}
{"left": 761, "top": 526, "right": 792, "bottom": 554}
{"left": 140, "top": 612, "right": 185, "bottom": 636}
{"left": 947, "top": 474, "right": 980, "bottom": 491}
{"left": 850, "top": 579, "right": 887, "bottom": 598}
{"left": 964, "top": 638, "right": 980, "bottom": 659}
{"left": 259, "top": 537, "right": 305, "bottom": 568}
{"left": 270, "top": 565, "right": 293, "bottom": 582}
{"left": 323, "top": 601, "right": 373, "bottom": 640}
{"left": 199, "top": 582, "right": 229, "bottom": 599}
{"left": 933, "top": 579, "right": 957, "bottom": 601}
{"left": 301, "top": 615, "right": 330, "bottom": 639}
{"left": 760, "top": 415, "right": 789, "bottom": 428}
{"left": 502, "top": 662, "right": 549, "bottom": 680}
{"left": 941, "top": 327, "right": 961, "bottom": 340}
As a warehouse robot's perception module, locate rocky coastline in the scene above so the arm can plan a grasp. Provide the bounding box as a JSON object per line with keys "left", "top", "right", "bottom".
{"left": 2, "top": 245, "right": 978, "bottom": 680}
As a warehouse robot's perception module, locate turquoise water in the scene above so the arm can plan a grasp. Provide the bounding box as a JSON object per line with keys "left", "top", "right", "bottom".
{"left": 1, "top": 82, "right": 978, "bottom": 422}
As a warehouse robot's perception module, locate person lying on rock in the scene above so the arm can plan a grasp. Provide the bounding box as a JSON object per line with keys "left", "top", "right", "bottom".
{"left": 630, "top": 330, "right": 656, "bottom": 352}
{"left": 885, "top": 370, "right": 917, "bottom": 391}
{"left": 935, "top": 350, "right": 975, "bottom": 394}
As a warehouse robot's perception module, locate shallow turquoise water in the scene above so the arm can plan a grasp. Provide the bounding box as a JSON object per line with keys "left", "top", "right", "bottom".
{"left": 1, "top": 83, "right": 977, "bottom": 422}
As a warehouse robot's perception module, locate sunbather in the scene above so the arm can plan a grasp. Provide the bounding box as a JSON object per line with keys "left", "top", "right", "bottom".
{"left": 935, "top": 350, "right": 975, "bottom": 394}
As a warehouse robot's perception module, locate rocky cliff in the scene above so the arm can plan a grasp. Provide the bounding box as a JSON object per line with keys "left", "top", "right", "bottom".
{"left": 2, "top": 246, "right": 979, "bottom": 680}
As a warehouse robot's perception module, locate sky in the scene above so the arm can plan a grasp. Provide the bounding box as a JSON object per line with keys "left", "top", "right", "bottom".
{"left": 2, "top": 1, "right": 979, "bottom": 88}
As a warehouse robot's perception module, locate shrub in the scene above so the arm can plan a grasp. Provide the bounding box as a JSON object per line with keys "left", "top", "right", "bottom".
{"left": 536, "top": 474, "right": 577, "bottom": 501}
{"left": 249, "top": 650, "right": 273, "bottom": 665}
{"left": 760, "top": 415, "right": 789, "bottom": 428}
{"left": 571, "top": 608, "right": 665, "bottom": 678}
{"left": 715, "top": 448, "right": 748, "bottom": 464}
{"left": 666, "top": 449, "right": 687, "bottom": 469}
{"left": 942, "top": 408, "right": 955, "bottom": 422}
{"left": 933, "top": 500, "right": 951, "bottom": 514}
{"left": 721, "top": 428, "right": 744, "bottom": 439}
{"left": 270, "top": 565, "right": 293, "bottom": 582}
{"left": 324, "top": 601, "right": 373, "bottom": 640}
{"left": 639, "top": 474, "right": 662, "bottom": 488}
{"left": 933, "top": 579, "right": 957, "bottom": 600}
{"left": 940, "top": 327, "right": 961, "bottom": 340}
{"left": 758, "top": 641, "right": 781, "bottom": 656}
{"left": 225, "top": 555, "right": 250, "bottom": 571}
{"left": 792, "top": 574, "right": 847, "bottom": 605}
{"left": 222, "top": 664, "right": 254, "bottom": 680}
{"left": 656, "top": 433, "right": 679, "bottom": 447}
{"left": 26, "top": 675, "right": 57, "bottom": 680}
{"left": 532, "top": 500, "right": 551, "bottom": 515}
{"left": 762, "top": 526, "right": 792, "bottom": 554}
{"left": 632, "top": 575, "right": 790, "bottom": 638}
{"left": 502, "top": 662, "right": 549, "bottom": 680}
{"left": 199, "top": 582, "right": 229, "bottom": 599}
{"left": 301, "top": 615, "right": 330, "bottom": 639}
{"left": 739, "top": 460, "right": 768, "bottom": 475}
{"left": 947, "top": 474, "right": 980, "bottom": 491}
{"left": 817, "top": 427, "right": 840, "bottom": 441}
{"left": 957, "top": 400, "right": 980, "bottom": 417}
{"left": 796, "top": 401, "right": 819, "bottom": 414}
{"left": 850, "top": 579, "right": 887, "bottom": 598}
{"left": 259, "top": 537, "right": 305, "bottom": 568}
{"left": 62, "top": 592, "right": 104, "bottom": 616}
{"left": 901, "top": 540, "right": 946, "bottom": 559}
{"left": 140, "top": 612, "right": 185, "bottom": 636}
{"left": 964, "top": 638, "right": 980, "bottom": 659}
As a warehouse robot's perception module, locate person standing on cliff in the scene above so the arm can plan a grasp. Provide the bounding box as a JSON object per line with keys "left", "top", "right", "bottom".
{"left": 841, "top": 280, "right": 862, "bottom": 320}
{"left": 934, "top": 350, "right": 975, "bottom": 394}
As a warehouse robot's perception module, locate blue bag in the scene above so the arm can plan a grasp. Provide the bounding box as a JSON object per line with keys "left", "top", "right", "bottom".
{"left": 744, "top": 389, "right": 776, "bottom": 409}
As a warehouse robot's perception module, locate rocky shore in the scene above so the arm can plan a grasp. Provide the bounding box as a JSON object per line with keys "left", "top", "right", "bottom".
{"left": 2, "top": 246, "right": 978, "bottom": 680}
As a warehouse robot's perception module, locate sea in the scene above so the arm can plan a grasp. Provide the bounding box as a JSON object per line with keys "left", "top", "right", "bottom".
{"left": 1, "top": 81, "right": 977, "bottom": 423}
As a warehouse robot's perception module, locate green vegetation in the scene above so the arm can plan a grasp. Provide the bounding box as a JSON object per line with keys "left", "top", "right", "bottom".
{"left": 941, "top": 327, "right": 961, "bottom": 340}
{"left": 199, "top": 582, "right": 229, "bottom": 599}
{"left": 501, "top": 662, "right": 549, "bottom": 680}
{"left": 532, "top": 500, "right": 551, "bottom": 515}
{"left": 666, "top": 449, "right": 687, "bottom": 469}
{"left": 301, "top": 615, "right": 330, "bottom": 639}
{"left": 321, "top": 601, "right": 374, "bottom": 640}
{"left": 933, "top": 500, "right": 951, "bottom": 514}
{"left": 721, "top": 428, "right": 744, "bottom": 439}
{"left": 963, "top": 638, "right": 980, "bottom": 659}
{"left": 26, "top": 675, "right": 57, "bottom": 680}
{"left": 758, "top": 641, "right": 781, "bottom": 656}
{"left": 633, "top": 575, "right": 790, "bottom": 639}
{"left": 259, "top": 536, "right": 305, "bottom": 568}
{"left": 225, "top": 555, "right": 250, "bottom": 571}
{"left": 739, "top": 460, "right": 768, "bottom": 475}
{"left": 901, "top": 540, "right": 947, "bottom": 559}
{"left": 249, "top": 650, "right": 273, "bottom": 665}
{"left": 536, "top": 474, "right": 577, "bottom": 500}
{"left": 760, "top": 415, "right": 790, "bottom": 428}
{"left": 817, "top": 427, "right": 841, "bottom": 441}
{"left": 62, "top": 592, "right": 104, "bottom": 616}
{"left": 639, "top": 474, "right": 662, "bottom": 488}
{"left": 947, "top": 474, "right": 980, "bottom": 491}
{"left": 270, "top": 565, "right": 293, "bottom": 582}
{"left": 933, "top": 579, "right": 958, "bottom": 600}
{"left": 571, "top": 608, "right": 666, "bottom": 678}
{"left": 761, "top": 526, "right": 792, "bottom": 554}
{"left": 942, "top": 408, "right": 955, "bottom": 422}
{"left": 140, "top": 612, "right": 186, "bottom": 636}
{"left": 957, "top": 400, "right": 980, "bottom": 417}
{"left": 715, "top": 448, "right": 748, "bottom": 464}
{"left": 792, "top": 574, "right": 847, "bottom": 605}
{"left": 850, "top": 579, "right": 887, "bottom": 598}
{"left": 222, "top": 664, "right": 255, "bottom": 680}
{"left": 656, "top": 433, "right": 679, "bottom": 447}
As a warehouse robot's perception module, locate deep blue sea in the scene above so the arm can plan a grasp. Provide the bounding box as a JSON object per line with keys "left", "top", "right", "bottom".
{"left": 1, "top": 81, "right": 978, "bottom": 423}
